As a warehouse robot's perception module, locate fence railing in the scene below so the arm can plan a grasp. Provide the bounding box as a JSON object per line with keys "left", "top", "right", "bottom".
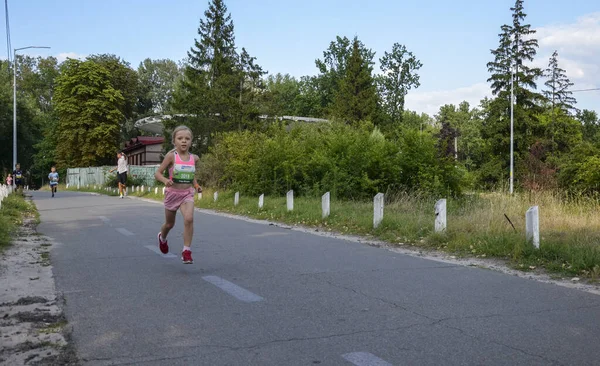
{"left": 67, "top": 165, "right": 159, "bottom": 187}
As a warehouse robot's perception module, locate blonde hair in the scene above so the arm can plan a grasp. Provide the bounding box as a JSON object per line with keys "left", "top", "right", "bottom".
{"left": 172, "top": 125, "right": 193, "bottom": 144}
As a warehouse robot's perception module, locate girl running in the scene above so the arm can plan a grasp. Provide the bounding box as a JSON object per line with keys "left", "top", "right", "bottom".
{"left": 154, "top": 126, "right": 202, "bottom": 264}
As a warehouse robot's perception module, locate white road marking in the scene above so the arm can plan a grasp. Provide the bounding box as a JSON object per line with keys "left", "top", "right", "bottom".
{"left": 250, "top": 232, "right": 289, "bottom": 237}
{"left": 202, "top": 276, "right": 264, "bottom": 303}
{"left": 342, "top": 352, "right": 393, "bottom": 366}
{"left": 99, "top": 216, "right": 110, "bottom": 224}
{"left": 144, "top": 245, "right": 177, "bottom": 258}
{"left": 116, "top": 228, "right": 134, "bottom": 236}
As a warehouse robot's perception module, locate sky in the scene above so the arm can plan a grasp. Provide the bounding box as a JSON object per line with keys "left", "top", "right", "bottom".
{"left": 2, "top": 0, "right": 599, "bottom": 116}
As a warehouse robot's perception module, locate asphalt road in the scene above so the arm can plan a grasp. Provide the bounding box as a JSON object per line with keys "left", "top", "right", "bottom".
{"left": 33, "top": 190, "right": 600, "bottom": 366}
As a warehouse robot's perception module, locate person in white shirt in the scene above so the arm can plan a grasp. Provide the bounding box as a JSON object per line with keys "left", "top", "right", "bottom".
{"left": 110, "top": 151, "right": 129, "bottom": 198}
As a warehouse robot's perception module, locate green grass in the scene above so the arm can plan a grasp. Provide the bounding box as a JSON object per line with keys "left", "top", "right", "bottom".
{"left": 0, "top": 193, "right": 37, "bottom": 250}
{"left": 66, "top": 185, "right": 600, "bottom": 279}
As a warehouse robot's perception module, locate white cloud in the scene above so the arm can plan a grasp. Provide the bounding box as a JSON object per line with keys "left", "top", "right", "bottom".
{"left": 407, "top": 13, "right": 600, "bottom": 117}
{"left": 535, "top": 13, "right": 600, "bottom": 83}
{"left": 56, "top": 52, "right": 86, "bottom": 63}
{"left": 536, "top": 13, "right": 600, "bottom": 56}
{"left": 405, "top": 83, "right": 492, "bottom": 116}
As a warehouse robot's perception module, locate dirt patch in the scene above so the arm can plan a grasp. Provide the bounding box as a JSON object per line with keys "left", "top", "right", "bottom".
{"left": 0, "top": 211, "right": 79, "bottom": 365}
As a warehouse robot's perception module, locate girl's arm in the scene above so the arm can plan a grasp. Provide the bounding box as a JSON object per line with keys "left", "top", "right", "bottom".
{"left": 193, "top": 154, "right": 202, "bottom": 192}
{"left": 155, "top": 152, "right": 174, "bottom": 186}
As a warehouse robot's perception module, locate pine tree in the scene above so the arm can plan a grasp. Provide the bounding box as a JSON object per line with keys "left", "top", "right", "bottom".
{"left": 544, "top": 51, "right": 576, "bottom": 114}
{"left": 332, "top": 38, "right": 379, "bottom": 125}
{"left": 510, "top": 0, "right": 543, "bottom": 108}
{"left": 171, "top": 0, "right": 264, "bottom": 152}
{"left": 482, "top": 0, "right": 544, "bottom": 187}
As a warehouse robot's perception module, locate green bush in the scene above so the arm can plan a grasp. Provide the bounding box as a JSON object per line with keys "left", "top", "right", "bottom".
{"left": 199, "top": 121, "right": 465, "bottom": 199}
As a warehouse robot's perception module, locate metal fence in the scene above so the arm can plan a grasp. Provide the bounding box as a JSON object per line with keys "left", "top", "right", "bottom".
{"left": 67, "top": 165, "right": 159, "bottom": 187}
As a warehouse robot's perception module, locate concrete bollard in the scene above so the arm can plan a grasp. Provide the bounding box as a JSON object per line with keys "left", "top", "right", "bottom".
{"left": 287, "top": 190, "right": 294, "bottom": 211}
{"left": 435, "top": 199, "right": 447, "bottom": 232}
{"left": 162, "top": 187, "right": 166, "bottom": 195}
{"left": 234, "top": 192, "right": 239, "bottom": 206}
{"left": 66, "top": 183, "right": 69, "bottom": 189}
{"left": 141, "top": 185, "right": 144, "bottom": 192}
{"left": 198, "top": 191, "right": 202, "bottom": 200}
{"left": 214, "top": 192, "right": 218, "bottom": 202}
{"left": 322, "top": 192, "right": 330, "bottom": 219}
{"left": 154, "top": 187, "right": 158, "bottom": 194}
{"left": 373, "top": 193, "right": 384, "bottom": 228}
{"left": 258, "top": 194, "right": 264, "bottom": 209}
{"left": 526, "top": 206, "right": 540, "bottom": 249}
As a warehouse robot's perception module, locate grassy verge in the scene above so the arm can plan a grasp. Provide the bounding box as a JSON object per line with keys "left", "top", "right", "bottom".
{"left": 0, "top": 193, "right": 39, "bottom": 251}
{"left": 64, "top": 185, "right": 600, "bottom": 279}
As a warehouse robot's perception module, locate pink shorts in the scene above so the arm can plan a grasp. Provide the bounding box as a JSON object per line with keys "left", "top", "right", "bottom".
{"left": 164, "top": 187, "right": 195, "bottom": 211}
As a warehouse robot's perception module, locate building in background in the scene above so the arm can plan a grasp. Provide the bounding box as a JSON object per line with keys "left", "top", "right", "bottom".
{"left": 122, "top": 136, "right": 164, "bottom": 166}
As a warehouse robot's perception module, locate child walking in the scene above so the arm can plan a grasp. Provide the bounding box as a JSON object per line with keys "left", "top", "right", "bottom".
{"left": 48, "top": 167, "right": 59, "bottom": 198}
{"left": 154, "top": 126, "right": 202, "bottom": 264}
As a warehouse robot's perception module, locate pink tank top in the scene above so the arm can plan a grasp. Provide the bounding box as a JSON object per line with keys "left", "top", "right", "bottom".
{"left": 169, "top": 152, "right": 195, "bottom": 184}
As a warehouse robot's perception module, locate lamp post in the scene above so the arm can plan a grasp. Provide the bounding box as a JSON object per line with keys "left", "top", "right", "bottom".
{"left": 13, "top": 46, "right": 51, "bottom": 172}
{"left": 509, "top": 67, "right": 515, "bottom": 195}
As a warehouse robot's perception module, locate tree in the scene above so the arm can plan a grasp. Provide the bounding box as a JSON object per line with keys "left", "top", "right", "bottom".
{"left": 172, "top": 0, "right": 264, "bottom": 153}
{"left": 54, "top": 59, "right": 125, "bottom": 167}
{"left": 261, "top": 73, "right": 300, "bottom": 117}
{"left": 543, "top": 50, "right": 576, "bottom": 114}
{"left": 332, "top": 37, "right": 379, "bottom": 125}
{"left": 487, "top": 0, "right": 542, "bottom": 108}
{"left": 0, "top": 60, "right": 37, "bottom": 175}
{"left": 578, "top": 109, "right": 600, "bottom": 145}
{"left": 378, "top": 43, "right": 422, "bottom": 127}
{"left": 482, "top": 0, "right": 544, "bottom": 188}
{"left": 137, "top": 58, "right": 182, "bottom": 115}
{"left": 315, "top": 36, "right": 375, "bottom": 116}
{"left": 86, "top": 54, "right": 139, "bottom": 121}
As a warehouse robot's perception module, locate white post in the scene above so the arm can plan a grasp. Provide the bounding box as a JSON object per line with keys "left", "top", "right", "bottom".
{"left": 234, "top": 192, "right": 239, "bottom": 206}
{"left": 214, "top": 191, "right": 218, "bottom": 202}
{"left": 77, "top": 184, "right": 80, "bottom": 190}
{"left": 258, "top": 194, "right": 264, "bottom": 209}
{"left": 322, "top": 192, "right": 330, "bottom": 219}
{"left": 198, "top": 191, "right": 202, "bottom": 200}
{"left": 287, "top": 190, "right": 294, "bottom": 211}
{"left": 154, "top": 187, "right": 158, "bottom": 194}
{"left": 510, "top": 69, "right": 514, "bottom": 195}
{"left": 373, "top": 193, "right": 384, "bottom": 228}
{"left": 435, "top": 199, "right": 447, "bottom": 232}
{"left": 526, "top": 206, "right": 540, "bottom": 249}
{"left": 66, "top": 183, "right": 69, "bottom": 189}
{"left": 162, "top": 187, "right": 165, "bottom": 195}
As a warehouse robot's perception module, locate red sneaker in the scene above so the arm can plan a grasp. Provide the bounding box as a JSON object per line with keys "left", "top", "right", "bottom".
{"left": 158, "top": 232, "right": 169, "bottom": 254}
{"left": 182, "top": 250, "right": 193, "bottom": 264}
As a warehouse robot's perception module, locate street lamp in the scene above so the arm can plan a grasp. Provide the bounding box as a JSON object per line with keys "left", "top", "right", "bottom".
{"left": 13, "top": 46, "right": 51, "bottom": 173}
{"left": 509, "top": 67, "right": 515, "bottom": 195}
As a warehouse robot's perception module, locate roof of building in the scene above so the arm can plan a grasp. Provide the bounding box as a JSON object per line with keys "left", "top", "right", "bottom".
{"left": 122, "top": 136, "right": 165, "bottom": 153}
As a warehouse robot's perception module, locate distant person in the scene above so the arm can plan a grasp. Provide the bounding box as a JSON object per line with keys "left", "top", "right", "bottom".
{"left": 109, "top": 151, "right": 128, "bottom": 199}
{"left": 48, "top": 166, "right": 59, "bottom": 198}
{"left": 6, "top": 173, "right": 12, "bottom": 187}
{"left": 154, "top": 125, "right": 202, "bottom": 264}
{"left": 13, "top": 164, "right": 24, "bottom": 194}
